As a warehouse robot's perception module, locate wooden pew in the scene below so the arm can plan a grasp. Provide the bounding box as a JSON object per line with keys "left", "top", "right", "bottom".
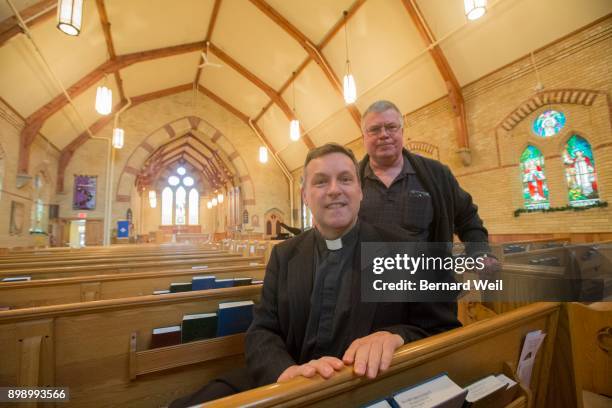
{"left": 0, "top": 285, "right": 261, "bottom": 408}
{"left": 0, "top": 255, "right": 264, "bottom": 280}
{"left": 0, "top": 251, "right": 237, "bottom": 269}
{"left": 547, "top": 302, "right": 612, "bottom": 408}
{"left": 202, "top": 302, "right": 560, "bottom": 408}
{"left": 0, "top": 264, "right": 265, "bottom": 309}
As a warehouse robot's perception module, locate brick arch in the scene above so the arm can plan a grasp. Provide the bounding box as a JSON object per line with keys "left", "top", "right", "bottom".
{"left": 496, "top": 88, "right": 602, "bottom": 132}
{"left": 115, "top": 116, "right": 256, "bottom": 206}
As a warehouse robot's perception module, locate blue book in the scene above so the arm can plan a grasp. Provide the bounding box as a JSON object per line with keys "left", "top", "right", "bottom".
{"left": 216, "top": 300, "right": 254, "bottom": 337}
{"left": 169, "top": 282, "right": 192, "bottom": 293}
{"left": 192, "top": 275, "right": 216, "bottom": 291}
{"left": 214, "top": 278, "right": 234, "bottom": 288}
{"left": 390, "top": 373, "right": 467, "bottom": 408}
{"left": 233, "top": 277, "right": 252, "bottom": 287}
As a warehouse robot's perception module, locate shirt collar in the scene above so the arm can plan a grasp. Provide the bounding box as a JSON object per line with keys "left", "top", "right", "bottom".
{"left": 314, "top": 220, "right": 360, "bottom": 253}
{"left": 364, "top": 149, "right": 416, "bottom": 181}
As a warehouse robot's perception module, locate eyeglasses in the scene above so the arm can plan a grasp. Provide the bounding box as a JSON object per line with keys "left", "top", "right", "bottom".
{"left": 365, "top": 123, "right": 402, "bottom": 136}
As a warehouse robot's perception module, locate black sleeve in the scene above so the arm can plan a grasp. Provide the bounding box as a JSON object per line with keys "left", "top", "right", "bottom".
{"left": 445, "top": 165, "right": 491, "bottom": 256}
{"left": 378, "top": 302, "right": 461, "bottom": 343}
{"left": 245, "top": 246, "right": 296, "bottom": 386}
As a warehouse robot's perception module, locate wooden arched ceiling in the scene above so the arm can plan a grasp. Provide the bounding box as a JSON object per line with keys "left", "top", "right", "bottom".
{"left": 1, "top": 0, "right": 610, "bottom": 173}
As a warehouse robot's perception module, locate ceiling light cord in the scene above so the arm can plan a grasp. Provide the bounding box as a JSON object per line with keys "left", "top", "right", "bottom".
{"left": 6, "top": 0, "right": 95, "bottom": 139}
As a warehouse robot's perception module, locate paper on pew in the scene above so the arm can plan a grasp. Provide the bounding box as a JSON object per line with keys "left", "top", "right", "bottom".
{"left": 517, "top": 330, "right": 546, "bottom": 386}
{"left": 464, "top": 375, "right": 507, "bottom": 402}
{"left": 392, "top": 374, "right": 467, "bottom": 408}
{"left": 192, "top": 265, "right": 208, "bottom": 269}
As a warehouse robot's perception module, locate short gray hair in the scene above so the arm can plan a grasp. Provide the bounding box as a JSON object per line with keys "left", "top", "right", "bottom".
{"left": 361, "top": 100, "right": 403, "bottom": 131}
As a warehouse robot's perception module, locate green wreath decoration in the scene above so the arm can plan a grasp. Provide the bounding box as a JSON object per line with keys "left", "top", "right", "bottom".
{"left": 514, "top": 201, "right": 608, "bottom": 217}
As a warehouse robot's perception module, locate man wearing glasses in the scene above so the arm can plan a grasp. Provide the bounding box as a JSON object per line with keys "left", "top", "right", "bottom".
{"left": 358, "top": 100, "right": 496, "bottom": 274}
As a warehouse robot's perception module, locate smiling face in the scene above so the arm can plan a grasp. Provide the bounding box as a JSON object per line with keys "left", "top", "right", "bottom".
{"left": 362, "top": 109, "right": 404, "bottom": 166}
{"left": 302, "top": 152, "right": 363, "bottom": 239}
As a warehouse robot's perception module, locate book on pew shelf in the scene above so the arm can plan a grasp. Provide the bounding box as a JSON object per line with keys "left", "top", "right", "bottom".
{"left": 463, "top": 375, "right": 508, "bottom": 408}
{"left": 233, "top": 277, "right": 252, "bottom": 287}
{"left": 192, "top": 276, "right": 216, "bottom": 291}
{"left": 493, "top": 374, "right": 519, "bottom": 407}
{"left": 391, "top": 373, "right": 467, "bottom": 408}
{"left": 181, "top": 313, "right": 218, "bottom": 343}
{"left": 214, "top": 278, "right": 234, "bottom": 288}
{"left": 150, "top": 325, "right": 181, "bottom": 349}
{"left": 2, "top": 276, "right": 31, "bottom": 282}
{"left": 169, "top": 282, "right": 192, "bottom": 293}
{"left": 363, "top": 398, "right": 394, "bottom": 407}
{"left": 192, "top": 265, "right": 208, "bottom": 270}
{"left": 153, "top": 290, "right": 170, "bottom": 295}
{"left": 249, "top": 262, "right": 262, "bottom": 266}
{"left": 252, "top": 279, "right": 263, "bottom": 285}
{"left": 216, "top": 300, "right": 254, "bottom": 337}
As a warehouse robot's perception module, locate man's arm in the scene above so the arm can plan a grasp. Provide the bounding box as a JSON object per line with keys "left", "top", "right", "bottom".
{"left": 245, "top": 246, "right": 296, "bottom": 386}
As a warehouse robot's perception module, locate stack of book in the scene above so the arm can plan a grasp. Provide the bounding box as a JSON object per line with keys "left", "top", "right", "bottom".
{"left": 364, "top": 372, "right": 518, "bottom": 408}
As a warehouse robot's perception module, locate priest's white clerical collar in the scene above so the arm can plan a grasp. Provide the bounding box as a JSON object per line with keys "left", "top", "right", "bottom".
{"left": 325, "top": 238, "right": 343, "bottom": 251}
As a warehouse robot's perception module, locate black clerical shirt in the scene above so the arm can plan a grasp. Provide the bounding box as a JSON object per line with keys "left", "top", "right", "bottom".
{"left": 359, "top": 154, "right": 433, "bottom": 241}
{"left": 302, "top": 222, "right": 359, "bottom": 360}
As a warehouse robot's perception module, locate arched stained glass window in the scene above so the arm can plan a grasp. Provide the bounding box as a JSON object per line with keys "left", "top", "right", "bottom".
{"left": 161, "top": 187, "right": 173, "bottom": 225}
{"left": 532, "top": 110, "right": 566, "bottom": 137}
{"left": 188, "top": 188, "right": 199, "bottom": 225}
{"left": 563, "top": 135, "right": 599, "bottom": 207}
{"left": 520, "top": 146, "right": 550, "bottom": 210}
{"left": 175, "top": 186, "right": 186, "bottom": 225}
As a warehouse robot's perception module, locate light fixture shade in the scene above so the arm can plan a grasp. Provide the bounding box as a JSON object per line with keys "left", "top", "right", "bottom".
{"left": 207, "top": 201, "right": 212, "bottom": 209}
{"left": 95, "top": 86, "right": 112, "bottom": 115}
{"left": 148, "top": 190, "right": 157, "bottom": 208}
{"left": 112, "top": 128, "right": 124, "bottom": 149}
{"left": 289, "top": 119, "right": 300, "bottom": 141}
{"left": 212, "top": 197, "right": 218, "bottom": 206}
{"left": 259, "top": 146, "right": 268, "bottom": 163}
{"left": 343, "top": 72, "right": 357, "bottom": 104}
{"left": 57, "top": 0, "right": 83, "bottom": 36}
{"left": 217, "top": 193, "right": 224, "bottom": 203}
{"left": 464, "top": 0, "right": 487, "bottom": 20}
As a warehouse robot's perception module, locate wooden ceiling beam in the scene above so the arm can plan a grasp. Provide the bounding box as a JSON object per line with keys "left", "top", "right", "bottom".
{"left": 401, "top": 0, "right": 468, "bottom": 150}
{"left": 95, "top": 0, "right": 126, "bottom": 103}
{"left": 194, "top": 0, "right": 223, "bottom": 85}
{"left": 198, "top": 85, "right": 249, "bottom": 124}
{"left": 249, "top": 0, "right": 361, "bottom": 129}
{"left": 207, "top": 42, "right": 315, "bottom": 149}
{"left": 253, "top": 0, "right": 365, "bottom": 125}
{"left": 0, "top": 0, "right": 55, "bottom": 47}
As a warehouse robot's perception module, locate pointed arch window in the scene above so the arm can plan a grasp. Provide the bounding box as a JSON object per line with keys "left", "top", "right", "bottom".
{"left": 160, "top": 167, "right": 200, "bottom": 226}
{"left": 188, "top": 188, "right": 199, "bottom": 225}
{"left": 563, "top": 135, "right": 599, "bottom": 207}
{"left": 520, "top": 146, "right": 550, "bottom": 210}
{"left": 161, "top": 187, "right": 173, "bottom": 225}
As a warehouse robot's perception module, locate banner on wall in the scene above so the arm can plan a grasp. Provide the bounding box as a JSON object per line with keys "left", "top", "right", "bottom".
{"left": 117, "top": 220, "right": 130, "bottom": 238}
{"left": 73, "top": 175, "right": 97, "bottom": 210}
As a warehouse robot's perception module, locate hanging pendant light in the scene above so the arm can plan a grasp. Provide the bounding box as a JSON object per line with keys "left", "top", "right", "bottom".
{"left": 95, "top": 78, "right": 112, "bottom": 115}
{"left": 464, "top": 0, "right": 487, "bottom": 20}
{"left": 112, "top": 128, "right": 124, "bottom": 149}
{"left": 289, "top": 71, "right": 300, "bottom": 141}
{"left": 217, "top": 193, "right": 224, "bottom": 203}
{"left": 342, "top": 11, "right": 357, "bottom": 104}
{"left": 212, "top": 197, "right": 218, "bottom": 206}
{"left": 259, "top": 146, "right": 268, "bottom": 163}
{"left": 207, "top": 201, "right": 212, "bottom": 209}
{"left": 148, "top": 190, "right": 157, "bottom": 208}
{"left": 57, "top": 0, "right": 83, "bottom": 36}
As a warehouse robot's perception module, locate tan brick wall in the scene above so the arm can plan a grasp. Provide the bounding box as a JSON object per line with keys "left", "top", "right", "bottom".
{"left": 293, "top": 18, "right": 612, "bottom": 235}
{"left": 0, "top": 99, "right": 60, "bottom": 248}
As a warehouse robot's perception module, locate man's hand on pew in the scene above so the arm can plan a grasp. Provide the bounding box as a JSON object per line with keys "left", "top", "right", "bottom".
{"left": 342, "top": 331, "right": 404, "bottom": 379}
{"left": 476, "top": 254, "right": 501, "bottom": 278}
{"left": 277, "top": 356, "right": 344, "bottom": 383}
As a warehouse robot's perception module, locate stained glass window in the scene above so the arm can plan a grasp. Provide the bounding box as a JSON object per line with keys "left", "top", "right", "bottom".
{"left": 161, "top": 187, "right": 173, "bottom": 225}
{"left": 532, "top": 110, "right": 566, "bottom": 137}
{"left": 188, "top": 188, "right": 199, "bottom": 225}
{"left": 563, "top": 135, "right": 599, "bottom": 207}
{"left": 175, "top": 186, "right": 186, "bottom": 225}
{"left": 520, "top": 146, "right": 550, "bottom": 210}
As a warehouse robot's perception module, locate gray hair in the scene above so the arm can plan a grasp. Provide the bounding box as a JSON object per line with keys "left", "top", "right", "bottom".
{"left": 361, "top": 100, "right": 403, "bottom": 131}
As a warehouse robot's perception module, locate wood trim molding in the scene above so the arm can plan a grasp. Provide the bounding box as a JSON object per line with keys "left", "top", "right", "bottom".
{"left": 401, "top": 0, "right": 468, "bottom": 150}
{"left": 194, "top": 0, "right": 223, "bottom": 85}
{"left": 0, "top": 0, "right": 55, "bottom": 47}
{"left": 95, "top": 0, "right": 126, "bottom": 103}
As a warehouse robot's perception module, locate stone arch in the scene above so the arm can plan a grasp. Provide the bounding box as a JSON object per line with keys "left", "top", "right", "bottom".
{"left": 115, "top": 116, "right": 256, "bottom": 208}
{"left": 264, "top": 208, "right": 284, "bottom": 239}
{"left": 0, "top": 143, "right": 5, "bottom": 202}
{"left": 496, "top": 89, "right": 602, "bottom": 132}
